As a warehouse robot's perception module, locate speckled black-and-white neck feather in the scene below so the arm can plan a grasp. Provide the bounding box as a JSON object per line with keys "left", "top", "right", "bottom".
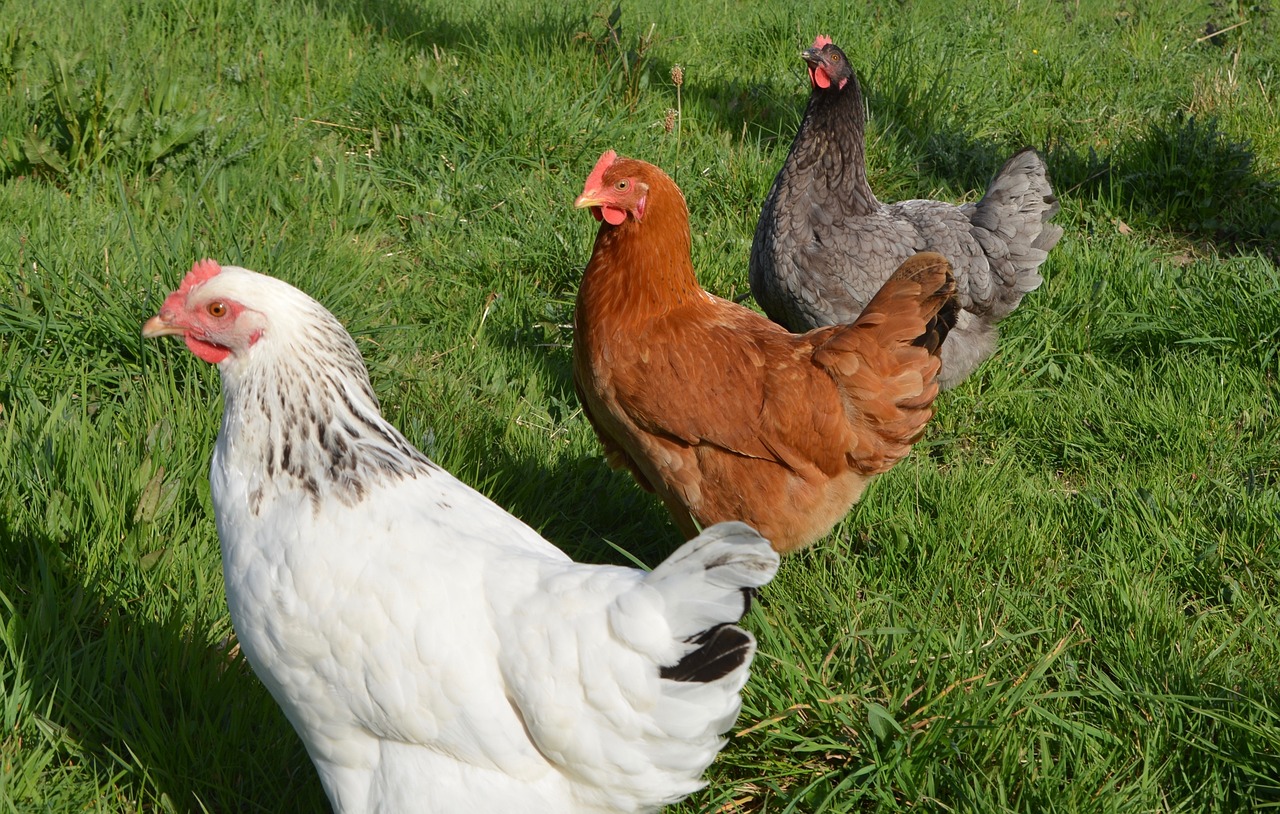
{"left": 207, "top": 269, "right": 437, "bottom": 516}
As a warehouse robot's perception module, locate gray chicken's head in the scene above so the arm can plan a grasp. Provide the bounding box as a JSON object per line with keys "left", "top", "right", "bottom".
{"left": 802, "top": 35, "right": 854, "bottom": 92}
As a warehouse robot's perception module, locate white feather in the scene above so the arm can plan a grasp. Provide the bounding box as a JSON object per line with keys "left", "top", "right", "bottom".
{"left": 167, "top": 265, "right": 780, "bottom": 814}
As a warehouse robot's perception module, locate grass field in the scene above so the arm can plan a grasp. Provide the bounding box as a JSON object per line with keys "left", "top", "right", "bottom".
{"left": 1, "top": 0, "right": 1278, "bottom": 811}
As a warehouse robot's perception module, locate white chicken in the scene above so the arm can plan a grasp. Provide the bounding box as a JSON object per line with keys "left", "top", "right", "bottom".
{"left": 142, "top": 259, "right": 780, "bottom": 814}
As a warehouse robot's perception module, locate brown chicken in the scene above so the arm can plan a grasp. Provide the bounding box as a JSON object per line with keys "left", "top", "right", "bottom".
{"left": 572, "top": 151, "right": 959, "bottom": 553}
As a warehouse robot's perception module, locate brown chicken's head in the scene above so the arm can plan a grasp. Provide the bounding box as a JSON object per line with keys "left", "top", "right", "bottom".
{"left": 574, "top": 150, "right": 655, "bottom": 226}
{"left": 802, "top": 35, "right": 853, "bottom": 91}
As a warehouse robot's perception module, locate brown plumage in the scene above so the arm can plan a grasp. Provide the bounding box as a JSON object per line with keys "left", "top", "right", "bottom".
{"left": 572, "top": 151, "right": 959, "bottom": 553}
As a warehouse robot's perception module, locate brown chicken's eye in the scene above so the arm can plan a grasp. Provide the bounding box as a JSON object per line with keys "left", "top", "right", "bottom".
{"left": 207, "top": 301, "right": 228, "bottom": 318}
{"left": 616, "top": 180, "right": 629, "bottom": 191}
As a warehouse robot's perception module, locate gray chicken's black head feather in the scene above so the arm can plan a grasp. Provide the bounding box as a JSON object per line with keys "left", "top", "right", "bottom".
{"left": 802, "top": 39, "right": 856, "bottom": 93}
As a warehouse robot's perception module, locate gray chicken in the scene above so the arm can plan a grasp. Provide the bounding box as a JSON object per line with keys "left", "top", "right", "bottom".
{"left": 750, "top": 35, "right": 1063, "bottom": 389}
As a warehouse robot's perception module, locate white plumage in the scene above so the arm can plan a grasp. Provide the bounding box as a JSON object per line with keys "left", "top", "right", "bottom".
{"left": 143, "top": 260, "right": 779, "bottom": 813}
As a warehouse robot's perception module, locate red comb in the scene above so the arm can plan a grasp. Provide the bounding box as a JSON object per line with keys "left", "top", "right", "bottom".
{"left": 583, "top": 150, "right": 618, "bottom": 192}
{"left": 812, "top": 34, "right": 833, "bottom": 49}
{"left": 178, "top": 258, "right": 222, "bottom": 293}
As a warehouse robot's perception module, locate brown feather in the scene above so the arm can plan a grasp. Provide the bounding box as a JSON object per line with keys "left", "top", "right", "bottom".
{"left": 573, "top": 156, "right": 956, "bottom": 553}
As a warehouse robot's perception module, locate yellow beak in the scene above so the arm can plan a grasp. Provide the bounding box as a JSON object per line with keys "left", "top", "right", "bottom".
{"left": 574, "top": 190, "right": 605, "bottom": 209}
{"left": 142, "top": 313, "right": 184, "bottom": 338}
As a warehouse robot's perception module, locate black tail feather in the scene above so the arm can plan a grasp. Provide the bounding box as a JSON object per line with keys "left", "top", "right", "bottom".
{"left": 910, "top": 268, "right": 960, "bottom": 353}
{"left": 659, "top": 624, "right": 754, "bottom": 683}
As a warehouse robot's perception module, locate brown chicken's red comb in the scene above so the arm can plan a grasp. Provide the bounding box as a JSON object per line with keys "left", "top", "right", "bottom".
{"left": 583, "top": 150, "right": 619, "bottom": 193}
{"left": 812, "top": 34, "right": 833, "bottom": 49}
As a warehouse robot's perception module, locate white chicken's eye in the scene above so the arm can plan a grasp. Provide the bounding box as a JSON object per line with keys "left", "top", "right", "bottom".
{"left": 207, "top": 301, "right": 228, "bottom": 318}
{"left": 616, "top": 180, "right": 629, "bottom": 191}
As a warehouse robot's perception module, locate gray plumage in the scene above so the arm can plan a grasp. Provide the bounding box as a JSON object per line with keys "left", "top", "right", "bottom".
{"left": 750, "top": 38, "right": 1063, "bottom": 389}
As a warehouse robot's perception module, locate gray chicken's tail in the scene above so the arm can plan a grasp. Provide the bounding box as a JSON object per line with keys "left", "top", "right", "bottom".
{"left": 966, "top": 147, "right": 1064, "bottom": 323}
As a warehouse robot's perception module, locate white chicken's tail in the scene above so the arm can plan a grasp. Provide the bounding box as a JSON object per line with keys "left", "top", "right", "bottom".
{"left": 547, "top": 523, "right": 778, "bottom": 812}
{"left": 643, "top": 521, "right": 779, "bottom": 683}
{"left": 611, "top": 522, "right": 778, "bottom": 764}
{"left": 966, "top": 147, "right": 1064, "bottom": 323}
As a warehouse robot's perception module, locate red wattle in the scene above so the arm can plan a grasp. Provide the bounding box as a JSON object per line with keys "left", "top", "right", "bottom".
{"left": 186, "top": 335, "right": 231, "bottom": 364}
{"left": 813, "top": 67, "right": 832, "bottom": 89}
{"left": 591, "top": 207, "right": 604, "bottom": 222}
{"left": 602, "top": 206, "right": 627, "bottom": 226}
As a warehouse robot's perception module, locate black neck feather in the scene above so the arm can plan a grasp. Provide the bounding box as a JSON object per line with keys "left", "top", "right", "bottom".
{"left": 791, "top": 75, "right": 876, "bottom": 215}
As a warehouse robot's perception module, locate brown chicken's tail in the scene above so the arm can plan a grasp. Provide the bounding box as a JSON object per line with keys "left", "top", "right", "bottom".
{"left": 811, "top": 252, "right": 958, "bottom": 474}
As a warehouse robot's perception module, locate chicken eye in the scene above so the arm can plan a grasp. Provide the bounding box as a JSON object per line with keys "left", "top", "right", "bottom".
{"left": 616, "top": 180, "right": 629, "bottom": 191}
{"left": 830, "top": 52, "right": 842, "bottom": 61}
{"left": 207, "top": 301, "right": 228, "bottom": 318}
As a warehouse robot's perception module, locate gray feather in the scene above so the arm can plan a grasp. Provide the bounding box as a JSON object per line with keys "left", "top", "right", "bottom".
{"left": 750, "top": 43, "right": 1063, "bottom": 389}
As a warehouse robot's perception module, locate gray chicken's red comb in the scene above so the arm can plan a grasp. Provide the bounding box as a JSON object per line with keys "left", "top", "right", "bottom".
{"left": 812, "top": 34, "right": 833, "bottom": 49}
{"left": 584, "top": 150, "right": 619, "bottom": 192}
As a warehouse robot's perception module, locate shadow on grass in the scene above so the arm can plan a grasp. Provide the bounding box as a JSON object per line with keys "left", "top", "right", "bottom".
{"left": 0, "top": 518, "right": 326, "bottom": 813}
{"left": 485, "top": 440, "right": 684, "bottom": 567}
{"left": 882, "top": 100, "right": 1278, "bottom": 262}
{"left": 464, "top": 325, "right": 686, "bottom": 567}
{"left": 696, "top": 48, "right": 1280, "bottom": 263}
{"left": 310, "top": 0, "right": 593, "bottom": 52}
{"left": 851, "top": 56, "right": 1280, "bottom": 262}
{"left": 678, "top": 69, "right": 801, "bottom": 151}
{"left": 309, "top": 0, "right": 478, "bottom": 49}
{"left": 1047, "top": 113, "right": 1280, "bottom": 261}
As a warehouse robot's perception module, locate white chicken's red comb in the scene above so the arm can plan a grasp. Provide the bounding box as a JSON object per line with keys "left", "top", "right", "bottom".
{"left": 178, "top": 258, "right": 222, "bottom": 294}
{"left": 583, "top": 150, "right": 619, "bottom": 192}
{"left": 812, "top": 34, "right": 833, "bottom": 49}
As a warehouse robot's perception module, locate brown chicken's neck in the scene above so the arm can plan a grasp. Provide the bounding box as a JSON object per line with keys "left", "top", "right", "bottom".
{"left": 578, "top": 191, "right": 704, "bottom": 324}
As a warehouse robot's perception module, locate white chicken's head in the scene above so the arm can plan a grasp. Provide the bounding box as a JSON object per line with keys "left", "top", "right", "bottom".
{"left": 142, "top": 260, "right": 275, "bottom": 364}
{"left": 144, "top": 259, "right": 374, "bottom": 403}
{"left": 802, "top": 35, "right": 853, "bottom": 92}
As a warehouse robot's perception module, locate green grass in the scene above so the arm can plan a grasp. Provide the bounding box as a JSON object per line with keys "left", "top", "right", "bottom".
{"left": 2, "top": 0, "right": 1278, "bottom": 811}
